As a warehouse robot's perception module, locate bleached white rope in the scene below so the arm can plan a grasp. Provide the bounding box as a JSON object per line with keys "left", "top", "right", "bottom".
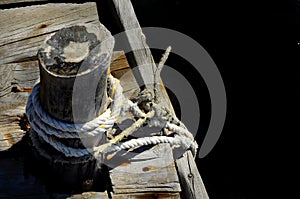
{"left": 26, "top": 75, "right": 147, "bottom": 157}
{"left": 26, "top": 50, "right": 198, "bottom": 158}
{"left": 104, "top": 135, "right": 196, "bottom": 155}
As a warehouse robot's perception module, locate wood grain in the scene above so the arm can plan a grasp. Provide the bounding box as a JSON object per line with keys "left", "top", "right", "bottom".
{"left": 0, "top": 61, "right": 38, "bottom": 151}
{"left": 111, "top": 51, "right": 140, "bottom": 98}
{"left": 110, "top": 0, "right": 174, "bottom": 113}
{"left": 110, "top": 0, "right": 209, "bottom": 198}
{"left": 176, "top": 151, "right": 209, "bottom": 199}
{"left": 112, "top": 192, "right": 180, "bottom": 199}
{"left": 0, "top": 51, "right": 137, "bottom": 151}
{"left": 0, "top": 0, "right": 47, "bottom": 5}
{"left": 67, "top": 192, "right": 109, "bottom": 199}
{"left": 108, "top": 144, "right": 181, "bottom": 194}
{"left": 111, "top": 0, "right": 156, "bottom": 88}
{"left": 0, "top": 1, "right": 209, "bottom": 198}
{"left": 0, "top": 2, "right": 100, "bottom": 65}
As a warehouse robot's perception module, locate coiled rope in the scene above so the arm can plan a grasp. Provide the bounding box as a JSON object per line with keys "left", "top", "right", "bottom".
{"left": 26, "top": 48, "right": 198, "bottom": 159}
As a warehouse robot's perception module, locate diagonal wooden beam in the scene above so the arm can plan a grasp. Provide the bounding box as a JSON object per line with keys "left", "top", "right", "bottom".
{"left": 110, "top": 0, "right": 175, "bottom": 113}
{"left": 110, "top": 0, "right": 157, "bottom": 90}
{"left": 109, "top": 0, "right": 209, "bottom": 198}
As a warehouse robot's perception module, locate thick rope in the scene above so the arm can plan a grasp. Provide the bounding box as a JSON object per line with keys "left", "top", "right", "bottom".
{"left": 26, "top": 75, "right": 149, "bottom": 157}
{"left": 26, "top": 49, "right": 198, "bottom": 158}
{"left": 26, "top": 75, "right": 146, "bottom": 139}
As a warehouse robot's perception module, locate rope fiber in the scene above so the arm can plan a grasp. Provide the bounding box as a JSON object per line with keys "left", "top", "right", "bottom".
{"left": 26, "top": 48, "right": 198, "bottom": 159}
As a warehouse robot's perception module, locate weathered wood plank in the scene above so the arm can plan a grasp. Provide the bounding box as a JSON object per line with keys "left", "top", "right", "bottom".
{"left": 110, "top": 0, "right": 174, "bottom": 113}
{"left": 112, "top": 192, "right": 180, "bottom": 199}
{"left": 175, "top": 151, "right": 209, "bottom": 199}
{"left": 0, "top": 2, "right": 209, "bottom": 198}
{"left": 111, "top": 0, "right": 156, "bottom": 88}
{"left": 67, "top": 192, "right": 109, "bottom": 199}
{"left": 0, "top": 51, "right": 138, "bottom": 151}
{"left": 0, "top": 61, "right": 38, "bottom": 151}
{"left": 0, "top": 3, "right": 100, "bottom": 65}
{"left": 110, "top": 52, "right": 140, "bottom": 98}
{"left": 108, "top": 144, "right": 181, "bottom": 194}
{"left": 110, "top": 1, "right": 208, "bottom": 198}
{"left": 0, "top": 0, "right": 47, "bottom": 5}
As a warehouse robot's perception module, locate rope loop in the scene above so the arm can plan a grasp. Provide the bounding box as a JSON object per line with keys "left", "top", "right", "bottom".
{"left": 26, "top": 48, "right": 198, "bottom": 159}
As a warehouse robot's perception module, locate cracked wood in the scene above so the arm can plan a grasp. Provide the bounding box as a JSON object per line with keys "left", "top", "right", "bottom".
{"left": 0, "top": 51, "right": 137, "bottom": 151}
{"left": 0, "top": 2, "right": 100, "bottom": 65}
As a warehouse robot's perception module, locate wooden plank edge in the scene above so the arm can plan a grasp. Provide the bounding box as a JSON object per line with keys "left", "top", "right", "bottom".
{"left": 108, "top": 143, "right": 181, "bottom": 195}
{"left": 175, "top": 151, "right": 209, "bottom": 199}
{"left": 0, "top": 51, "right": 138, "bottom": 151}
{"left": 67, "top": 191, "right": 109, "bottom": 199}
{"left": 109, "top": 0, "right": 174, "bottom": 114}
{"left": 0, "top": 0, "right": 47, "bottom": 5}
{"left": 111, "top": 192, "right": 180, "bottom": 199}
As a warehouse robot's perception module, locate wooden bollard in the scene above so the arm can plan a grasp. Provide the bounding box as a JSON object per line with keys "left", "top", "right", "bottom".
{"left": 30, "top": 24, "right": 114, "bottom": 189}
{"left": 38, "top": 24, "right": 114, "bottom": 123}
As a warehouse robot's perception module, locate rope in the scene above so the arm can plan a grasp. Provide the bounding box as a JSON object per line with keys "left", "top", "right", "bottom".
{"left": 26, "top": 49, "right": 198, "bottom": 159}
{"left": 103, "top": 135, "right": 197, "bottom": 155}
{"left": 26, "top": 75, "right": 149, "bottom": 157}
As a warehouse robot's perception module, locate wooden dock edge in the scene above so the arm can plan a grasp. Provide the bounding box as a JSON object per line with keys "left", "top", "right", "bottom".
{"left": 176, "top": 151, "right": 209, "bottom": 199}
{"left": 0, "top": 1, "right": 210, "bottom": 198}
{"left": 108, "top": 0, "right": 210, "bottom": 198}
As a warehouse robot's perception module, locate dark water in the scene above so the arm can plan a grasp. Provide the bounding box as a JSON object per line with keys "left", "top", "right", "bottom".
{"left": 0, "top": 0, "right": 296, "bottom": 198}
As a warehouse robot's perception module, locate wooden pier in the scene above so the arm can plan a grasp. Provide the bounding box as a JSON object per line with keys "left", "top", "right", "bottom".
{"left": 0, "top": 1, "right": 209, "bottom": 198}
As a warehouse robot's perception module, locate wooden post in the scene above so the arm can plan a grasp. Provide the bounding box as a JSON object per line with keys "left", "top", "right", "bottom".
{"left": 29, "top": 23, "right": 115, "bottom": 188}
{"left": 38, "top": 24, "right": 114, "bottom": 123}
{"left": 0, "top": 1, "right": 210, "bottom": 197}
{"left": 0, "top": 51, "right": 137, "bottom": 196}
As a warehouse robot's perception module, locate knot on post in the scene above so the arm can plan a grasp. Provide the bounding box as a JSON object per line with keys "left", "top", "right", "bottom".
{"left": 26, "top": 23, "right": 116, "bottom": 187}
{"left": 26, "top": 25, "right": 197, "bottom": 188}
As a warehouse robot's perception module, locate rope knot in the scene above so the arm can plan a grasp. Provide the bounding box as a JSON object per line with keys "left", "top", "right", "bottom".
{"left": 26, "top": 46, "right": 198, "bottom": 160}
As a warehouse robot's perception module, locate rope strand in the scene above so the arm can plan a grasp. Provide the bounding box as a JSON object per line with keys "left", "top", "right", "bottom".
{"left": 26, "top": 48, "right": 198, "bottom": 159}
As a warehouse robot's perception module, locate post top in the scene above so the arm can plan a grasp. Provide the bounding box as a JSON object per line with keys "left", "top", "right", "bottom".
{"left": 38, "top": 24, "right": 114, "bottom": 78}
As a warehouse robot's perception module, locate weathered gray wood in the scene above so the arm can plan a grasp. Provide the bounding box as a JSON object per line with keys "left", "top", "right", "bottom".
{"left": 110, "top": 1, "right": 209, "bottom": 198}
{"left": 67, "top": 192, "right": 109, "bottom": 199}
{"left": 111, "top": 192, "right": 180, "bottom": 199}
{"left": 27, "top": 23, "right": 116, "bottom": 186}
{"left": 0, "top": 0, "right": 47, "bottom": 5}
{"left": 38, "top": 24, "right": 114, "bottom": 123}
{"left": 0, "top": 2, "right": 209, "bottom": 198}
{"left": 176, "top": 151, "right": 209, "bottom": 199}
{"left": 110, "top": 51, "right": 140, "bottom": 99}
{"left": 110, "top": 0, "right": 174, "bottom": 113}
{"left": 0, "top": 51, "right": 137, "bottom": 151}
{"left": 108, "top": 143, "right": 181, "bottom": 194}
{"left": 0, "top": 3, "right": 100, "bottom": 65}
{"left": 111, "top": 0, "right": 156, "bottom": 88}
{"left": 0, "top": 61, "right": 38, "bottom": 151}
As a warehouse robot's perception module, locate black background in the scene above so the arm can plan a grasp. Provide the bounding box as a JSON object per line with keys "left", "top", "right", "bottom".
{"left": 126, "top": 0, "right": 296, "bottom": 198}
